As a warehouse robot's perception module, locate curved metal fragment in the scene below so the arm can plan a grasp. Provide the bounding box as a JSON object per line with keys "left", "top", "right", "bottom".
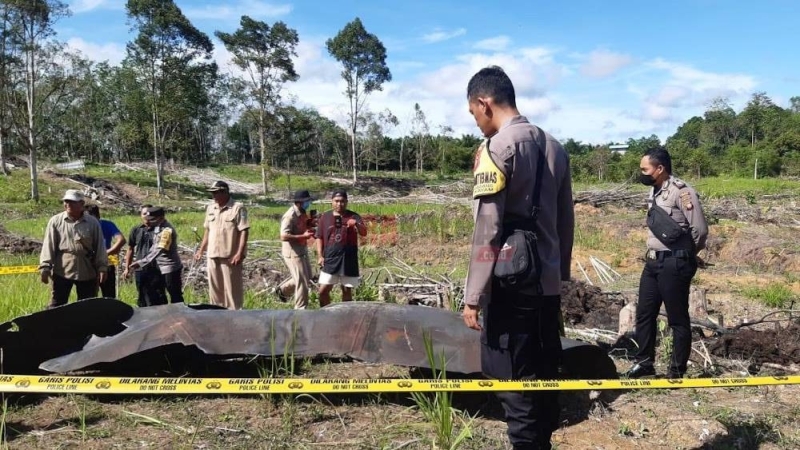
{"left": 0, "top": 299, "right": 617, "bottom": 379}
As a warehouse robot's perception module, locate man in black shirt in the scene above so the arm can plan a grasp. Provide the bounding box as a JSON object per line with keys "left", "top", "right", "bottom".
{"left": 123, "top": 204, "right": 166, "bottom": 306}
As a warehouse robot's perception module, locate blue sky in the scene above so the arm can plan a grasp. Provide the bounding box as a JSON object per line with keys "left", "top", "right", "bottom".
{"left": 59, "top": 0, "right": 799, "bottom": 144}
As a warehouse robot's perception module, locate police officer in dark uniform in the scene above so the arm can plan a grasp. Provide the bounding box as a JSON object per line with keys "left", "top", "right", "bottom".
{"left": 625, "top": 146, "right": 708, "bottom": 379}
{"left": 462, "top": 66, "right": 575, "bottom": 450}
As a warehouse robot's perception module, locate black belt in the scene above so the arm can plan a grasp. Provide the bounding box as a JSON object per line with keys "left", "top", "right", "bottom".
{"left": 646, "top": 249, "right": 691, "bottom": 260}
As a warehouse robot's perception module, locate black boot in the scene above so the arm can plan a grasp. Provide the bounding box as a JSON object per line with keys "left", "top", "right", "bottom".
{"left": 624, "top": 363, "right": 655, "bottom": 379}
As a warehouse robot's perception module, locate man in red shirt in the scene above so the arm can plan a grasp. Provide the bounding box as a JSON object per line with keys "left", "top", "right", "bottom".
{"left": 315, "top": 189, "right": 367, "bottom": 307}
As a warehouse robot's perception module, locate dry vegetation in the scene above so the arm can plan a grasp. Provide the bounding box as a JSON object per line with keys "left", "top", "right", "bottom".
{"left": 1, "top": 166, "right": 800, "bottom": 449}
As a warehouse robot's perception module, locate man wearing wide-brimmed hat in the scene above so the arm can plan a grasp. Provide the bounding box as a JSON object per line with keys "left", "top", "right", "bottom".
{"left": 38, "top": 189, "right": 109, "bottom": 308}
{"left": 275, "top": 189, "right": 317, "bottom": 309}
{"left": 195, "top": 181, "right": 250, "bottom": 310}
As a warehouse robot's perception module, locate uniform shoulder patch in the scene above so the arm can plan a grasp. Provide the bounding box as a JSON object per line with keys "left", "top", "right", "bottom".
{"left": 158, "top": 228, "right": 173, "bottom": 249}
{"left": 472, "top": 142, "right": 507, "bottom": 199}
{"left": 679, "top": 190, "right": 694, "bottom": 211}
{"left": 671, "top": 177, "right": 686, "bottom": 188}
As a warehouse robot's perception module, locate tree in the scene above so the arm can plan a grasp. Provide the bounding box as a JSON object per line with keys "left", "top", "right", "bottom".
{"left": 411, "top": 102, "right": 429, "bottom": 174}
{"left": 2, "top": 0, "right": 69, "bottom": 200}
{"left": 789, "top": 96, "right": 800, "bottom": 114}
{"left": 738, "top": 91, "right": 775, "bottom": 149}
{"left": 326, "top": 17, "right": 391, "bottom": 184}
{"left": 125, "top": 0, "right": 214, "bottom": 195}
{"left": 216, "top": 16, "right": 298, "bottom": 194}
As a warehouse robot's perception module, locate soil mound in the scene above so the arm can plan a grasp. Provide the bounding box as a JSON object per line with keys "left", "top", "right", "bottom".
{"left": 708, "top": 321, "right": 800, "bottom": 367}
{"left": 561, "top": 280, "right": 627, "bottom": 330}
{"left": 0, "top": 225, "right": 41, "bottom": 255}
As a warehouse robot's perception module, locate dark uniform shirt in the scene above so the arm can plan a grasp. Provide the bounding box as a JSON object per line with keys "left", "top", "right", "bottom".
{"left": 464, "top": 116, "right": 574, "bottom": 306}
{"left": 128, "top": 225, "right": 154, "bottom": 272}
{"left": 133, "top": 220, "right": 183, "bottom": 274}
{"left": 647, "top": 175, "right": 708, "bottom": 252}
{"left": 316, "top": 210, "right": 362, "bottom": 276}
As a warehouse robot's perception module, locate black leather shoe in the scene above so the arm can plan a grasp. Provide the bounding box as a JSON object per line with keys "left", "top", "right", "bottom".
{"left": 624, "top": 363, "right": 655, "bottom": 379}
{"left": 273, "top": 286, "right": 288, "bottom": 302}
{"left": 667, "top": 371, "right": 684, "bottom": 379}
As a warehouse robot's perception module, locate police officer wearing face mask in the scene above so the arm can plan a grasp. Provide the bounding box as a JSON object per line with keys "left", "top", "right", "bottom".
{"left": 626, "top": 146, "right": 708, "bottom": 379}
{"left": 276, "top": 190, "right": 317, "bottom": 309}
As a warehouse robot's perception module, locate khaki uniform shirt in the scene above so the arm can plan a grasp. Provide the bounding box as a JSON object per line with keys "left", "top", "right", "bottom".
{"left": 203, "top": 198, "right": 250, "bottom": 259}
{"left": 280, "top": 205, "right": 309, "bottom": 258}
{"left": 647, "top": 176, "right": 708, "bottom": 252}
{"left": 39, "top": 211, "right": 108, "bottom": 281}
{"left": 464, "top": 116, "right": 575, "bottom": 306}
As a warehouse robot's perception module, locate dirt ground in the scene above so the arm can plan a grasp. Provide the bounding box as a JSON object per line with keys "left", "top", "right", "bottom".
{"left": 2, "top": 172, "right": 800, "bottom": 449}
{"left": 0, "top": 225, "right": 41, "bottom": 255}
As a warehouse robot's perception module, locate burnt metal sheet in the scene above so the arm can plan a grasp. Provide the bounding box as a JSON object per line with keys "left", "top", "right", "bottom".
{"left": 1, "top": 299, "right": 617, "bottom": 379}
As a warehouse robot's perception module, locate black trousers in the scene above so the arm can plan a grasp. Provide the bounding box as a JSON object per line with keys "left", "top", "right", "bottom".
{"left": 481, "top": 289, "right": 562, "bottom": 450}
{"left": 633, "top": 254, "right": 697, "bottom": 375}
{"left": 49, "top": 274, "right": 97, "bottom": 308}
{"left": 135, "top": 269, "right": 167, "bottom": 307}
{"left": 163, "top": 270, "right": 184, "bottom": 304}
{"left": 99, "top": 266, "right": 117, "bottom": 299}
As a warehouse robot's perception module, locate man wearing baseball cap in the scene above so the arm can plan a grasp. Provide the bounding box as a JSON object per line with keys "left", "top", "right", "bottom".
{"left": 38, "top": 189, "right": 108, "bottom": 308}
{"left": 195, "top": 180, "right": 250, "bottom": 309}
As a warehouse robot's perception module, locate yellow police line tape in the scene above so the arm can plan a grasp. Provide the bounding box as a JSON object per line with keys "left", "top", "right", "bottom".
{"left": 1, "top": 375, "right": 798, "bottom": 395}
{"left": 0, "top": 265, "right": 39, "bottom": 275}
{"left": 0, "top": 256, "right": 120, "bottom": 276}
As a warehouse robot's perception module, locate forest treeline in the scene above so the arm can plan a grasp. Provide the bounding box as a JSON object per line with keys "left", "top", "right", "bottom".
{"left": 1, "top": 1, "right": 798, "bottom": 199}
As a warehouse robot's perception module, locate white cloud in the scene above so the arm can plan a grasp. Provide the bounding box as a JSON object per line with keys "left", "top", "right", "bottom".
{"left": 280, "top": 44, "right": 566, "bottom": 140}
{"left": 580, "top": 49, "right": 632, "bottom": 78}
{"left": 65, "top": 37, "right": 126, "bottom": 65}
{"left": 69, "top": 0, "right": 123, "bottom": 13}
{"left": 421, "top": 28, "right": 466, "bottom": 44}
{"left": 473, "top": 36, "right": 511, "bottom": 51}
{"left": 647, "top": 58, "right": 756, "bottom": 95}
{"left": 184, "top": 0, "right": 292, "bottom": 21}
{"left": 635, "top": 59, "right": 758, "bottom": 125}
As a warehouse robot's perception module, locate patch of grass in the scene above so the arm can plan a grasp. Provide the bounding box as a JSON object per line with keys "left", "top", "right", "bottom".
{"left": 408, "top": 333, "right": 476, "bottom": 449}
{"left": 691, "top": 177, "right": 800, "bottom": 200}
{"left": 742, "top": 283, "right": 795, "bottom": 308}
{"left": 708, "top": 409, "right": 783, "bottom": 449}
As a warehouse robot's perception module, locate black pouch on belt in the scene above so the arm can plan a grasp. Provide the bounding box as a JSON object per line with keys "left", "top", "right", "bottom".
{"left": 646, "top": 204, "right": 687, "bottom": 246}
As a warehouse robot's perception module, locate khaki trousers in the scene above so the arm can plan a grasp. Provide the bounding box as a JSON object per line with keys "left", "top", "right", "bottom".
{"left": 207, "top": 257, "right": 244, "bottom": 310}
{"left": 278, "top": 254, "right": 312, "bottom": 309}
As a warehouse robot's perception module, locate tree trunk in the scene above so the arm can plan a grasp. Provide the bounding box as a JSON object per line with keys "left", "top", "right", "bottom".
{"left": 259, "top": 110, "right": 268, "bottom": 195}
{"left": 0, "top": 132, "right": 8, "bottom": 176}
{"left": 351, "top": 126, "right": 357, "bottom": 184}
{"left": 152, "top": 108, "right": 163, "bottom": 196}
{"left": 27, "top": 43, "right": 38, "bottom": 202}
{"left": 400, "top": 137, "right": 404, "bottom": 174}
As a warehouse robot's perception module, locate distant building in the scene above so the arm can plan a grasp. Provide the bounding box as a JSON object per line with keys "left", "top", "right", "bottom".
{"left": 609, "top": 144, "right": 629, "bottom": 155}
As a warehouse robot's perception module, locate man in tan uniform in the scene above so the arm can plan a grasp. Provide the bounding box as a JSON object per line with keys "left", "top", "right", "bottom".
{"left": 195, "top": 181, "right": 250, "bottom": 309}
{"left": 461, "top": 66, "right": 574, "bottom": 450}
{"left": 275, "top": 190, "right": 316, "bottom": 309}
{"left": 39, "top": 189, "right": 109, "bottom": 308}
{"left": 625, "top": 146, "right": 708, "bottom": 379}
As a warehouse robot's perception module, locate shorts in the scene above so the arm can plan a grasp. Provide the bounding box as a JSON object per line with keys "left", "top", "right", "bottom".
{"left": 318, "top": 269, "right": 360, "bottom": 288}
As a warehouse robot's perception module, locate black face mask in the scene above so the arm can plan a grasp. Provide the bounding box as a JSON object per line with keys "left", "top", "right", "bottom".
{"left": 639, "top": 174, "right": 657, "bottom": 186}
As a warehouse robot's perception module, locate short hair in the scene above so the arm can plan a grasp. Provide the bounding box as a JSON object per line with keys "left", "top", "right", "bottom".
{"left": 467, "top": 66, "right": 517, "bottom": 107}
{"left": 86, "top": 204, "right": 100, "bottom": 218}
{"left": 644, "top": 146, "right": 672, "bottom": 174}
